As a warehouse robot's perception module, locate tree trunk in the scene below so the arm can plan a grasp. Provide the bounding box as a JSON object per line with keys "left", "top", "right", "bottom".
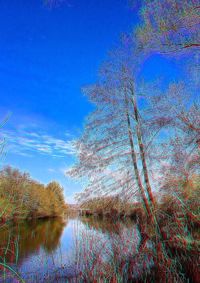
{"left": 124, "top": 89, "right": 152, "bottom": 218}
{"left": 130, "top": 83, "right": 155, "bottom": 209}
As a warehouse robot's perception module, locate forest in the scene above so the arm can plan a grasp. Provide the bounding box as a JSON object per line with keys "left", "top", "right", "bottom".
{"left": 0, "top": 166, "right": 67, "bottom": 222}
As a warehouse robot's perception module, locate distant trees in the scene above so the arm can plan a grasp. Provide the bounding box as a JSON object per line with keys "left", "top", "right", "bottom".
{"left": 80, "top": 195, "right": 144, "bottom": 219}
{"left": 0, "top": 166, "right": 66, "bottom": 221}
{"left": 46, "top": 181, "right": 65, "bottom": 215}
{"left": 46, "top": 181, "right": 65, "bottom": 204}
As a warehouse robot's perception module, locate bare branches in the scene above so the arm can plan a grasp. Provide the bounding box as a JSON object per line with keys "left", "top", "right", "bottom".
{"left": 135, "top": 0, "right": 200, "bottom": 54}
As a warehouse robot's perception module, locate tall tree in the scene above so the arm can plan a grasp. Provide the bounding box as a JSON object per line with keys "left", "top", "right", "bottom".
{"left": 67, "top": 46, "right": 160, "bottom": 219}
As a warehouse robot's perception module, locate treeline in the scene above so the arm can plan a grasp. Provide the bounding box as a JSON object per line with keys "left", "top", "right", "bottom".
{"left": 81, "top": 174, "right": 200, "bottom": 231}
{"left": 80, "top": 196, "right": 141, "bottom": 218}
{"left": 0, "top": 166, "right": 67, "bottom": 222}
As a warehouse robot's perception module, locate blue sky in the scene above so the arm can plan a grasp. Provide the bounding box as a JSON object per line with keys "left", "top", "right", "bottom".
{"left": 0, "top": 0, "right": 137, "bottom": 202}
{"left": 0, "top": 0, "right": 197, "bottom": 203}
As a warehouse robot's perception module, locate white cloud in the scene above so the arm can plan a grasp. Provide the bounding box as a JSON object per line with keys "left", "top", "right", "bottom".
{"left": 2, "top": 126, "right": 76, "bottom": 158}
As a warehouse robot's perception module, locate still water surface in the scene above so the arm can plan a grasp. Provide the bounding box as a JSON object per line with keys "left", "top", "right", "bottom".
{"left": 0, "top": 216, "right": 152, "bottom": 282}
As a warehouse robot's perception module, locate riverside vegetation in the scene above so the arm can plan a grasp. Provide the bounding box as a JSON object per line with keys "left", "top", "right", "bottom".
{"left": 0, "top": 166, "right": 67, "bottom": 223}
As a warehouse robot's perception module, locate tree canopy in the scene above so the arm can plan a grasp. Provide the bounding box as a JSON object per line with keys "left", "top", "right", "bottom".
{"left": 0, "top": 166, "right": 66, "bottom": 220}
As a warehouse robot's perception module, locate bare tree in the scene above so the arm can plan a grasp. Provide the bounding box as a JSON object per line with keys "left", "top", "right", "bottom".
{"left": 67, "top": 62, "right": 144, "bottom": 205}
{"left": 142, "top": 81, "right": 200, "bottom": 220}
{"left": 67, "top": 46, "right": 163, "bottom": 219}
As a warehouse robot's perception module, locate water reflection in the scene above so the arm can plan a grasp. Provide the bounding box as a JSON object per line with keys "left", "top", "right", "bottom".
{"left": 71, "top": 216, "right": 152, "bottom": 282}
{"left": 0, "top": 216, "right": 142, "bottom": 282}
{"left": 81, "top": 215, "right": 134, "bottom": 235}
{"left": 0, "top": 218, "right": 66, "bottom": 265}
{"left": 0, "top": 216, "right": 198, "bottom": 282}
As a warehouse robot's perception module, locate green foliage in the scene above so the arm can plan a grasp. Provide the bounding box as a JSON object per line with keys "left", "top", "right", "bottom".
{"left": 0, "top": 166, "right": 66, "bottom": 221}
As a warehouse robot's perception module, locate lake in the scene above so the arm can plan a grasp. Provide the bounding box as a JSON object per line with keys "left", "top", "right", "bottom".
{"left": 0, "top": 216, "right": 197, "bottom": 282}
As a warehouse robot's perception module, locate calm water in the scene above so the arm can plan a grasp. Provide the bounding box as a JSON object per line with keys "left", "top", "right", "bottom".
{"left": 0, "top": 216, "right": 151, "bottom": 282}
{"left": 0, "top": 217, "right": 199, "bottom": 283}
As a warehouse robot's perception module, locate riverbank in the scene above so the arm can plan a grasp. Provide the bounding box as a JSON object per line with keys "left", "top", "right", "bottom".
{"left": 0, "top": 209, "right": 68, "bottom": 226}
{"left": 0, "top": 166, "right": 68, "bottom": 225}
{"left": 79, "top": 191, "right": 200, "bottom": 257}
{"left": 1, "top": 216, "right": 199, "bottom": 283}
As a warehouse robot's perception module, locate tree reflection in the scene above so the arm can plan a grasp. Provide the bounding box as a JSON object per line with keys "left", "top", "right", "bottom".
{"left": 0, "top": 218, "right": 66, "bottom": 266}
{"left": 80, "top": 216, "right": 134, "bottom": 235}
